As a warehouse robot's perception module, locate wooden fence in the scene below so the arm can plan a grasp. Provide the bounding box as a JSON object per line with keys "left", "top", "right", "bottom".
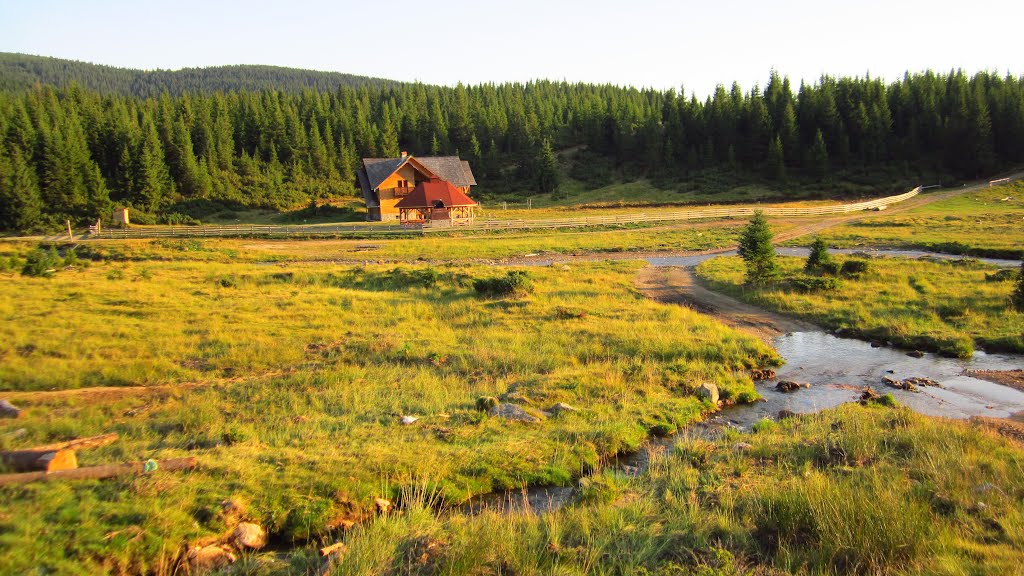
{"left": 89, "top": 187, "right": 921, "bottom": 240}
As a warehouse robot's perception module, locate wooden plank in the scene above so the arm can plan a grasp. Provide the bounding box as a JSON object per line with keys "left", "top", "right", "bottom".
{"left": 0, "top": 456, "right": 197, "bottom": 486}
{"left": 33, "top": 433, "right": 119, "bottom": 452}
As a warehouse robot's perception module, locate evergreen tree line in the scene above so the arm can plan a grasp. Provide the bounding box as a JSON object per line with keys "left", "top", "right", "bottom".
{"left": 1, "top": 68, "right": 1023, "bottom": 231}
{"left": 0, "top": 53, "right": 393, "bottom": 98}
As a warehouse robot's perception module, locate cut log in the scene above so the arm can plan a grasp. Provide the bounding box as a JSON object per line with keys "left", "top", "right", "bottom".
{"left": 0, "top": 456, "right": 197, "bottom": 486}
{"left": 33, "top": 433, "right": 119, "bottom": 452}
{"left": 0, "top": 399, "right": 22, "bottom": 419}
{"left": 0, "top": 449, "right": 78, "bottom": 472}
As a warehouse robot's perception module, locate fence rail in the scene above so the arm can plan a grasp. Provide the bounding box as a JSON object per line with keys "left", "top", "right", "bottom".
{"left": 89, "top": 187, "right": 921, "bottom": 240}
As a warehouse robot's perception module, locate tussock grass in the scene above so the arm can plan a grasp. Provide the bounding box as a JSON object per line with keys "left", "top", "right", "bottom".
{"left": 324, "top": 405, "right": 1024, "bottom": 575}
{"left": 697, "top": 255, "right": 1024, "bottom": 356}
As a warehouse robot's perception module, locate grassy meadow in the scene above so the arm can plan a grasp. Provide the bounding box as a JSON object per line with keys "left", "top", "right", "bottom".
{"left": 0, "top": 249, "right": 780, "bottom": 574}
{"left": 806, "top": 182, "right": 1024, "bottom": 259}
{"left": 328, "top": 404, "right": 1024, "bottom": 575}
{"left": 697, "top": 254, "right": 1024, "bottom": 357}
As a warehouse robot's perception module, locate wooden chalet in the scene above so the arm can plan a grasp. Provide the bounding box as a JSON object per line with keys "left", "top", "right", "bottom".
{"left": 393, "top": 178, "right": 478, "bottom": 226}
{"left": 357, "top": 152, "right": 477, "bottom": 221}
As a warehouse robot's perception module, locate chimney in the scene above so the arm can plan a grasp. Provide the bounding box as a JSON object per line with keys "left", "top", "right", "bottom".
{"left": 400, "top": 151, "right": 408, "bottom": 158}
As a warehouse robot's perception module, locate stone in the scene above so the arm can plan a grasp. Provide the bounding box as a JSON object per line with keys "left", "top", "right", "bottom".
{"left": 502, "top": 391, "right": 531, "bottom": 404}
{"left": 907, "top": 350, "right": 925, "bottom": 358}
{"left": 548, "top": 402, "right": 578, "bottom": 415}
{"left": 489, "top": 403, "right": 543, "bottom": 423}
{"left": 732, "top": 442, "right": 754, "bottom": 452}
{"left": 696, "top": 383, "right": 719, "bottom": 404}
{"left": 777, "top": 409, "right": 797, "bottom": 420}
{"left": 749, "top": 368, "right": 776, "bottom": 381}
{"left": 186, "top": 544, "right": 237, "bottom": 573}
{"left": 374, "top": 498, "right": 392, "bottom": 514}
{"left": 231, "top": 522, "right": 267, "bottom": 550}
{"left": 320, "top": 541, "right": 348, "bottom": 559}
{"left": 400, "top": 416, "right": 419, "bottom": 425}
{"left": 0, "top": 399, "right": 22, "bottom": 419}
{"left": 775, "top": 381, "right": 809, "bottom": 393}
{"left": 859, "top": 387, "right": 881, "bottom": 403}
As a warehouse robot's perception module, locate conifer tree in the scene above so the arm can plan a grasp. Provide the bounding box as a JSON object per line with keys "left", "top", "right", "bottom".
{"left": 0, "top": 145, "right": 44, "bottom": 231}
{"left": 536, "top": 139, "right": 561, "bottom": 195}
{"left": 738, "top": 211, "right": 780, "bottom": 286}
{"left": 1012, "top": 262, "right": 1024, "bottom": 312}
{"left": 804, "top": 237, "right": 835, "bottom": 274}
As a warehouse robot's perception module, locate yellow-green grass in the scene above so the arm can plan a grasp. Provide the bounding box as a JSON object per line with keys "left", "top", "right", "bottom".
{"left": 697, "top": 255, "right": 1024, "bottom": 357}
{"left": 329, "top": 405, "right": 1024, "bottom": 576}
{"left": 201, "top": 404, "right": 1024, "bottom": 574}
{"left": 807, "top": 182, "right": 1024, "bottom": 259}
{"left": 0, "top": 258, "right": 779, "bottom": 573}
{"left": 1, "top": 219, "right": 766, "bottom": 265}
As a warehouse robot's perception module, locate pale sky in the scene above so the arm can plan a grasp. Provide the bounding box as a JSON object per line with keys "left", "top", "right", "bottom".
{"left": 2, "top": 0, "right": 1020, "bottom": 98}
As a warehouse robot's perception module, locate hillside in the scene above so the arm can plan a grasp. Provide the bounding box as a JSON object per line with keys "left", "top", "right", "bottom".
{"left": 0, "top": 52, "right": 395, "bottom": 97}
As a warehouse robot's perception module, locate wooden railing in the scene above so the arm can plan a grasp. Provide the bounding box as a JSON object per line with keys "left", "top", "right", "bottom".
{"left": 85, "top": 187, "right": 920, "bottom": 240}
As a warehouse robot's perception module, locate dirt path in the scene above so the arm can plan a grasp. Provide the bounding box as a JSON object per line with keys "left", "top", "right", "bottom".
{"left": 634, "top": 266, "right": 815, "bottom": 342}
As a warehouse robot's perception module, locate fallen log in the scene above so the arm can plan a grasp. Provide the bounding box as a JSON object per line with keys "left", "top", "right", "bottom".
{"left": 0, "top": 457, "right": 197, "bottom": 486}
{"left": 0, "top": 449, "right": 78, "bottom": 472}
{"left": 0, "top": 399, "right": 22, "bottom": 419}
{"left": 33, "top": 433, "right": 119, "bottom": 452}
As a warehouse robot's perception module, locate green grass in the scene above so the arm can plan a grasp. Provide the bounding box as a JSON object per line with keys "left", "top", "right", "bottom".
{"left": 697, "top": 254, "right": 1024, "bottom": 357}
{"left": 245, "top": 404, "right": 1024, "bottom": 575}
{"left": 806, "top": 182, "right": 1024, "bottom": 259}
{"left": 0, "top": 255, "right": 781, "bottom": 574}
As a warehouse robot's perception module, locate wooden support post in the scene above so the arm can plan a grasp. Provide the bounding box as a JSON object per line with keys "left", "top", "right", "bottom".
{"left": 66, "top": 220, "right": 74, "bottom": 242}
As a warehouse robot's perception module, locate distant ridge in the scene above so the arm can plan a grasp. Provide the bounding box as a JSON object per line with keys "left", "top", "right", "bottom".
{"left": 0, "top": 52, "right": 398, "bottom": 97}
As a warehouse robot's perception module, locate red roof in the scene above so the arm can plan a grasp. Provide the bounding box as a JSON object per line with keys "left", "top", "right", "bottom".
{"left": 394, "top": 178, "right": 477, "bottom": 209}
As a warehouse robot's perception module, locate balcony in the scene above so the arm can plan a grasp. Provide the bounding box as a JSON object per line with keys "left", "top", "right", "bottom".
{"left": 390, "top": 186, "right": 414, "bottom": 197}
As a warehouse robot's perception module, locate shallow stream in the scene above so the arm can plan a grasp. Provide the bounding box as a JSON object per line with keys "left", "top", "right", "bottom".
{"left": 462, "top": 249, "right": 1024, "bottom": 514}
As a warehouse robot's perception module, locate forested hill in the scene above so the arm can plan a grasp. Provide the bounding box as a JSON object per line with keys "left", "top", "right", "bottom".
{"left": 0, "top": 65, "right": 1022, "bottom": 232}
{"left": 0, "top": 53, "right": 395, "bottom": 97}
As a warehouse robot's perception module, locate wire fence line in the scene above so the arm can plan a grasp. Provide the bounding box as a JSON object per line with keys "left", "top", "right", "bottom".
{"left": 85, "top": 187, "right": 921, "bottom": 240}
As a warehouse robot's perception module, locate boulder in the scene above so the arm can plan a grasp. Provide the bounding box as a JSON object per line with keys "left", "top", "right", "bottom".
{"left": 0, "top": 399, "right": 22, "bottom": 419}
{"left": 859, "top": 387, "right": 881, "bottom": 403}
{"left": 775, "top": 381, "right": 809, "bottom": 393}
{"left": 777, "top": 409, "right": 797, "bottom": 420}
{"left": 696, "top": 383, "right": 719, "bottom": 404}
{"left": 186, "top": 544, "right": 237, "bottom": 573}
{"left": 231, "top": 522, "right": 267, "bottom": 550}
{"left": 906, "top": 350, "right": 925, "bottom": 358}
{"left": 749, "top": 368, "right": 776, "bottom": 381}
{"left": 489, "top": 403, "right": 543, "bottom": 423}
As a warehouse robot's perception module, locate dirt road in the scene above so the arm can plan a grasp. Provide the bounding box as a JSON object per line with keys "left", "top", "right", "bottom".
{"left": 634, "top": 266, "right": 815, "bottom": 342}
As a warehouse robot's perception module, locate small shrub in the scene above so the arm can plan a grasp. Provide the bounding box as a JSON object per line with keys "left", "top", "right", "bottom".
{"left": 1012, "top": 262, "right": 1024, "bottom": 312}
{"left": 21, "top": 247, "right": 61, "bottom": 277}
{"left": 473, "top": 271, "right": 533, "bottom": 297}
{"left": 218, "top": 276, "right": 237, "bottom": 288}
{"left": 790, "top": 276, "right": 841, "bottom": 293}
{"left": 475, "top": 396, "right": 499, "bottom": 411}
{"left": 818, "top": 260, "right": 842, "bottom": 276}
{"left": 136, "top": 268, "right": 154, "bottom": 281}
{"left": 985, "top": 269, "right": 1017, "bottom": 282}
{"left": 106, "top": 268, "right": 125, "bottom": 281}
{"left": 840, "top": 259, "right": 870, "bottom": 277}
